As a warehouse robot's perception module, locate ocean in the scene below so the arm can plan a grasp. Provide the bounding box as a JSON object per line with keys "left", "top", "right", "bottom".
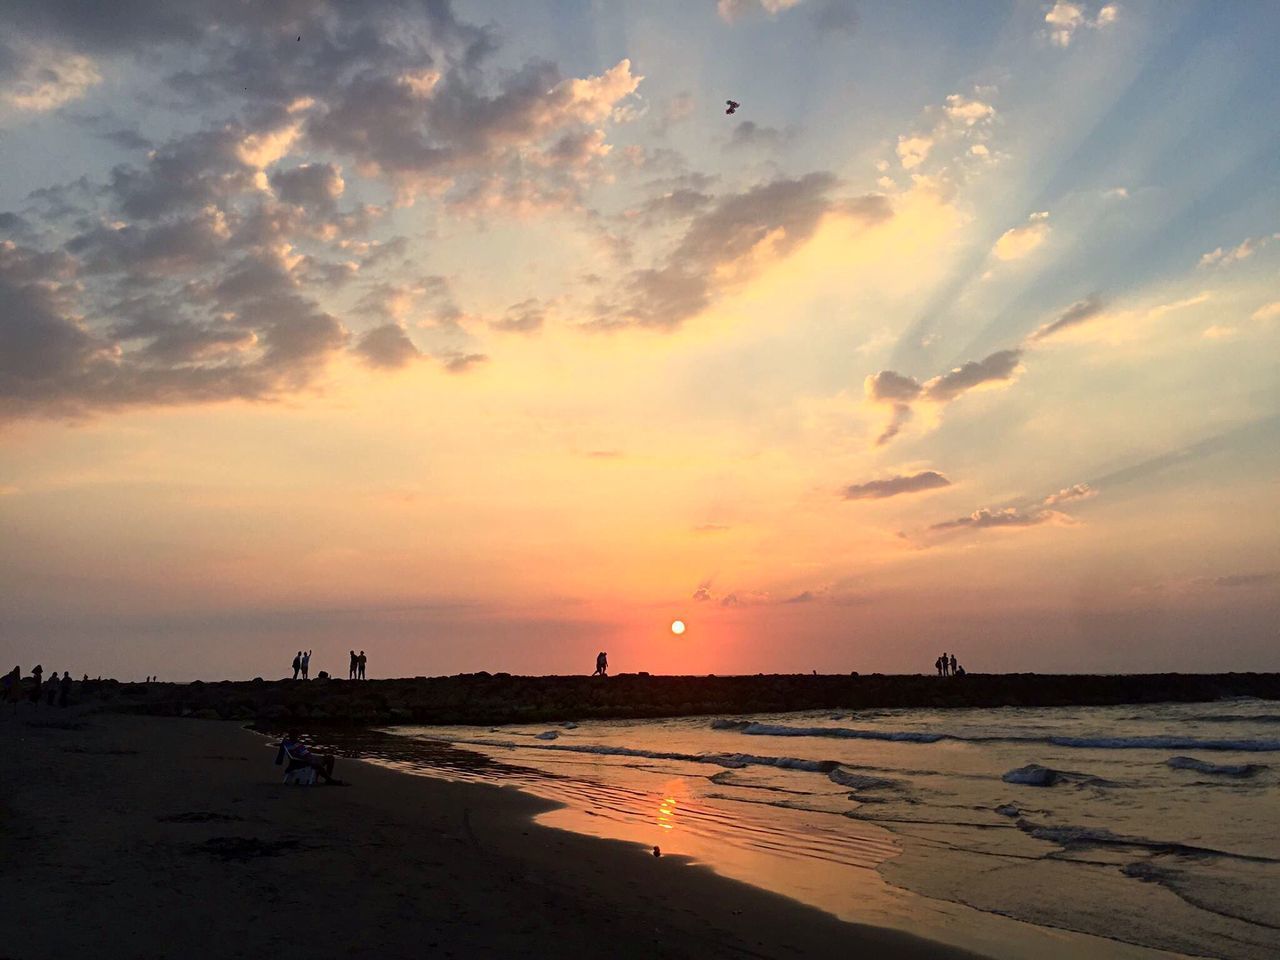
{"left": 334, "top": 699, "right": 1280, "bottom": 958}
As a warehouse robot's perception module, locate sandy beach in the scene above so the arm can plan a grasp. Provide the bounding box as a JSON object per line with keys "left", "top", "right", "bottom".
{"left": 0, "top": 706, "right": 981, "bottom": 960}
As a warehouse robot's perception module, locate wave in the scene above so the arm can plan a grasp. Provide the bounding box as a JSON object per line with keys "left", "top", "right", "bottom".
{"left": 718, "top": 720, "right": 1280, "bottom": 752}
{"left": 1002, "top": 764, "right": 1062, "bottom": 786}
{"left": 1166, "top": 756, "right": 1268, "bottom": 778}
{"left": 828, "top": 768, "right": 898, "bottom": 791}
{"left": 437, "top": 735, "right": 846, "bottom": 774}
{"left": 1015, "top": 818, "right": 1280, "bottom": 864}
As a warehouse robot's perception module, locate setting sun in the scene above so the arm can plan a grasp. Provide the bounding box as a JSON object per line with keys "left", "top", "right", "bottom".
{"left": 670, "top": 620, "right": 686, "bottom": 636}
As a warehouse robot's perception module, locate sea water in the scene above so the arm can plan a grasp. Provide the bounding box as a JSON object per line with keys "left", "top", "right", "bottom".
{"left": 347, "top": 699, "right": 1280, "bottom": 959}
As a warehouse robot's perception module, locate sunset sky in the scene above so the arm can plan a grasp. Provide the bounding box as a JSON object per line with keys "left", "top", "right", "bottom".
{"left": 2, "top": 1, "right": 1277, "bottom": 680}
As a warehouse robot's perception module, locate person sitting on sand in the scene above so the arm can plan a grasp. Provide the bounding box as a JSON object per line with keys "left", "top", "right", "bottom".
{"left": 349, "top": 650, "right": 358, "bottom": 680}
{"left": 276, "top": 733, "right": 340, "bottom": 784}
{"left": 955, "top": 664, "right": 966, "bottom": 677}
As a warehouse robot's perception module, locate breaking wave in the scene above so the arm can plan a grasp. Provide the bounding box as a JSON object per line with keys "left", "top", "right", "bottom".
{"left": 714, "top": 720, "right": 1280, "bottom": 752}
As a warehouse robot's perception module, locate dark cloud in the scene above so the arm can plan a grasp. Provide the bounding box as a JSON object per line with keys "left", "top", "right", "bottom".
{"left": 929, "top": 507, "right": 1060, "bottom": 532}
{"left": 0, "top": 212, "right": 32, "bottom": 235}
{"left": 693, "top": 523, "right": 729, "bottom": 533}
{"left": 602, "top": 174, "right": 890, "bottom": 329}
{"left": 726, "top": 121, "right": 793, "bottom": 151}
{"left": 270, "top": 163, "right": 344, "bottom": 213}
{"left": 921, "top": 349, "right": 1022, "bottom": 402}
{"left": 783, "top": 591, "right": 816, "bottom": 604}
{"left": 692, "top": 582, "right": 713, "bottom": 602}
{"left": 865, "top": 349, "right": 1023, "bottom": 445}
{"left": 924, "top": 479, "right": 1095, "bottom": 538}
{"left": 843, "top": 470, "right": 951, "bottom": 500}
{"left": 810, "top": 0, "right": 860, "bottom": 34}
{"left": 1029, "top": 295, "right": 1104, "bottom": 342}
{"left": 102, "top": 129, "right": 153, "bottom": 151}
{"left": 355, "top": 324, "right": 421, "bottom": 369}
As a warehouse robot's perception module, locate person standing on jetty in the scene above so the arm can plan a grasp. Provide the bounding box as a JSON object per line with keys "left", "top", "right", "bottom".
{"left": 29, "top": 664, "right": 43, "bottom": 704}
{"left": 292, "top": 651, "right": 302, "bottom": 680}
{"left": 593, "top": 651, "right": 608, "bottom": 676}
{"left": 349, "top": 650, "right": 358, "bottom": 680}
{"left": 58, "top": 671, "right": 72, "bottom": 708}
{"left": 940, "top": 652, "right": 950, "bottom": 677}
{"left": 949, "top": 653, "right": 958, "bottom": 676}
{"left": 357, "top": 651, "right": 367, "bottom": 680}
{"left": 301, "top": 650, "right": 312, "bottom": 680}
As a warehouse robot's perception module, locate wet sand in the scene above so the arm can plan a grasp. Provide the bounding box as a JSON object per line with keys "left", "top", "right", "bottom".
{"left": 0, "top": 708, "right": 982, "bottom": 959}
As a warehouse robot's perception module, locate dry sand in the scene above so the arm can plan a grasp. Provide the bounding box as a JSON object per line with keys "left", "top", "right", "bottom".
{"left": 0, "top": 707, "right": 981, "bottom": 959}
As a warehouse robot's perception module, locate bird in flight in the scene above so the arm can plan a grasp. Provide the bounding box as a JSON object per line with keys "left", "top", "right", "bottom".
{"left": 725, "top": 100, "right": 740, "bottom": 115}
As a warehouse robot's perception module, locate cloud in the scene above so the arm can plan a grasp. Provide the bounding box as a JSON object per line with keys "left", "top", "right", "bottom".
{"left": 925, "top": 480, "right": 1095, "bottom": 537}
{"left": 993, "top": 211, "right": 1050, "bottom": 261}
{"left": 929, "top": 506, "right": 1065, "bottom": 532}
{"left": 693, "top": 523, "right": 730, "bottom": 533}
{"left": 727, "top": 120, "right": 793, "bottom": 151}
{"left": 864, "top": 349, "right": 1023, "bottom": 445}
{"left": 944, "top": 94, "right": 995, "bottom": 126}
{"left": 1041, "top": 482, "right": 1096, "bottom": 506}
{"left": 442, "top": 352, "right": 487, "bottom": 374}
{"left": 1043, "top": 2, "right": 1119, "bottom": 47}
{"left": 490, "top": 299, "right": 546, "bottom": 334}
{"left": 355, "top": 323, "right": 422, "bottom": 369}
{"left": 270, "top": 163, "right": 345, "bottom": 213}
{"left": 809, "top": 0, "right": 859, "bottom": 33}
{"left": 1199, "top": 234, "right": 1278, "bottom": 268}
{"left": 921, "top": 349, "right": 1023, "bottom": 402}
{"left": 717, "top": 0, "right": 804, "bottom": 23}
{"left": 896, "top": 135, "right": 934, "bottom": 170}
{"left": 1029, "top": 295, "right": 1105, "bottom": 342}
{"left": 1212, "top": 572, "right": 1279, "bottom": 589}
{"left": 1, "top": 47, "right": 101, "bottom": 110}
{"left": 843, "top": 470, "right": 951, "bottom": 500}
{"left": 1252, "top": 301, "right": 1280, "bottom": 323}
{"left": 601, "top": 173, "right": 891, "bottom": 329}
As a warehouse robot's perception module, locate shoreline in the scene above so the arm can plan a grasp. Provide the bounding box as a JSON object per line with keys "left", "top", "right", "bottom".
{"left": 0, "top": 707, "right": 983, "bottom": 959}
{"left": 88, "top": 671, "right": 1280, "bottom": 728}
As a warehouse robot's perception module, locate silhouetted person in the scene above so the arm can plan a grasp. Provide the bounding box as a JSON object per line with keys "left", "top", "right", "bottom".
{"left": 593, "top": 651, "right": 608, "bottom": 676}
{"left": 29, "top": 664, "right": 43, "bottom": 704}
{"left": 940, "top": 652, "right": 949, "bottom": 677}
{"left": 956, "top": 664, "right": 966, "bottom": 677}
{"left": 301, "top": 650, "right": 311, "bottom": 680}
{"left": 934, "top": 656, "right": 942, "bottom": 676}
{"left": 58, "top": 671, "right": 72, "bottom": 707}
{"left": 46, "top": 671, "right": 59, "bottom": 705}
{"left": 2, "top": 666, "right": 20, "bottom": 707}
{"left": 292, "top": 651, "right": 302, "bottom": 680}
{"left": 276, "top": 732, "right": 340, "bottom": 783}
{"left": 949, "top": 653, "right": 957, "bottom": 676}
{"left": 357, "top": 651, "right": 366, "bottom": 680}
{"left": 349, "top": 650, "right": 358, "bottom": 680}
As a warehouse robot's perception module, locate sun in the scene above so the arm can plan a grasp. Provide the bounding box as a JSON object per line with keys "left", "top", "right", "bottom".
{"left": 670, "top": 620, "right": 686, "bottom": 635}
